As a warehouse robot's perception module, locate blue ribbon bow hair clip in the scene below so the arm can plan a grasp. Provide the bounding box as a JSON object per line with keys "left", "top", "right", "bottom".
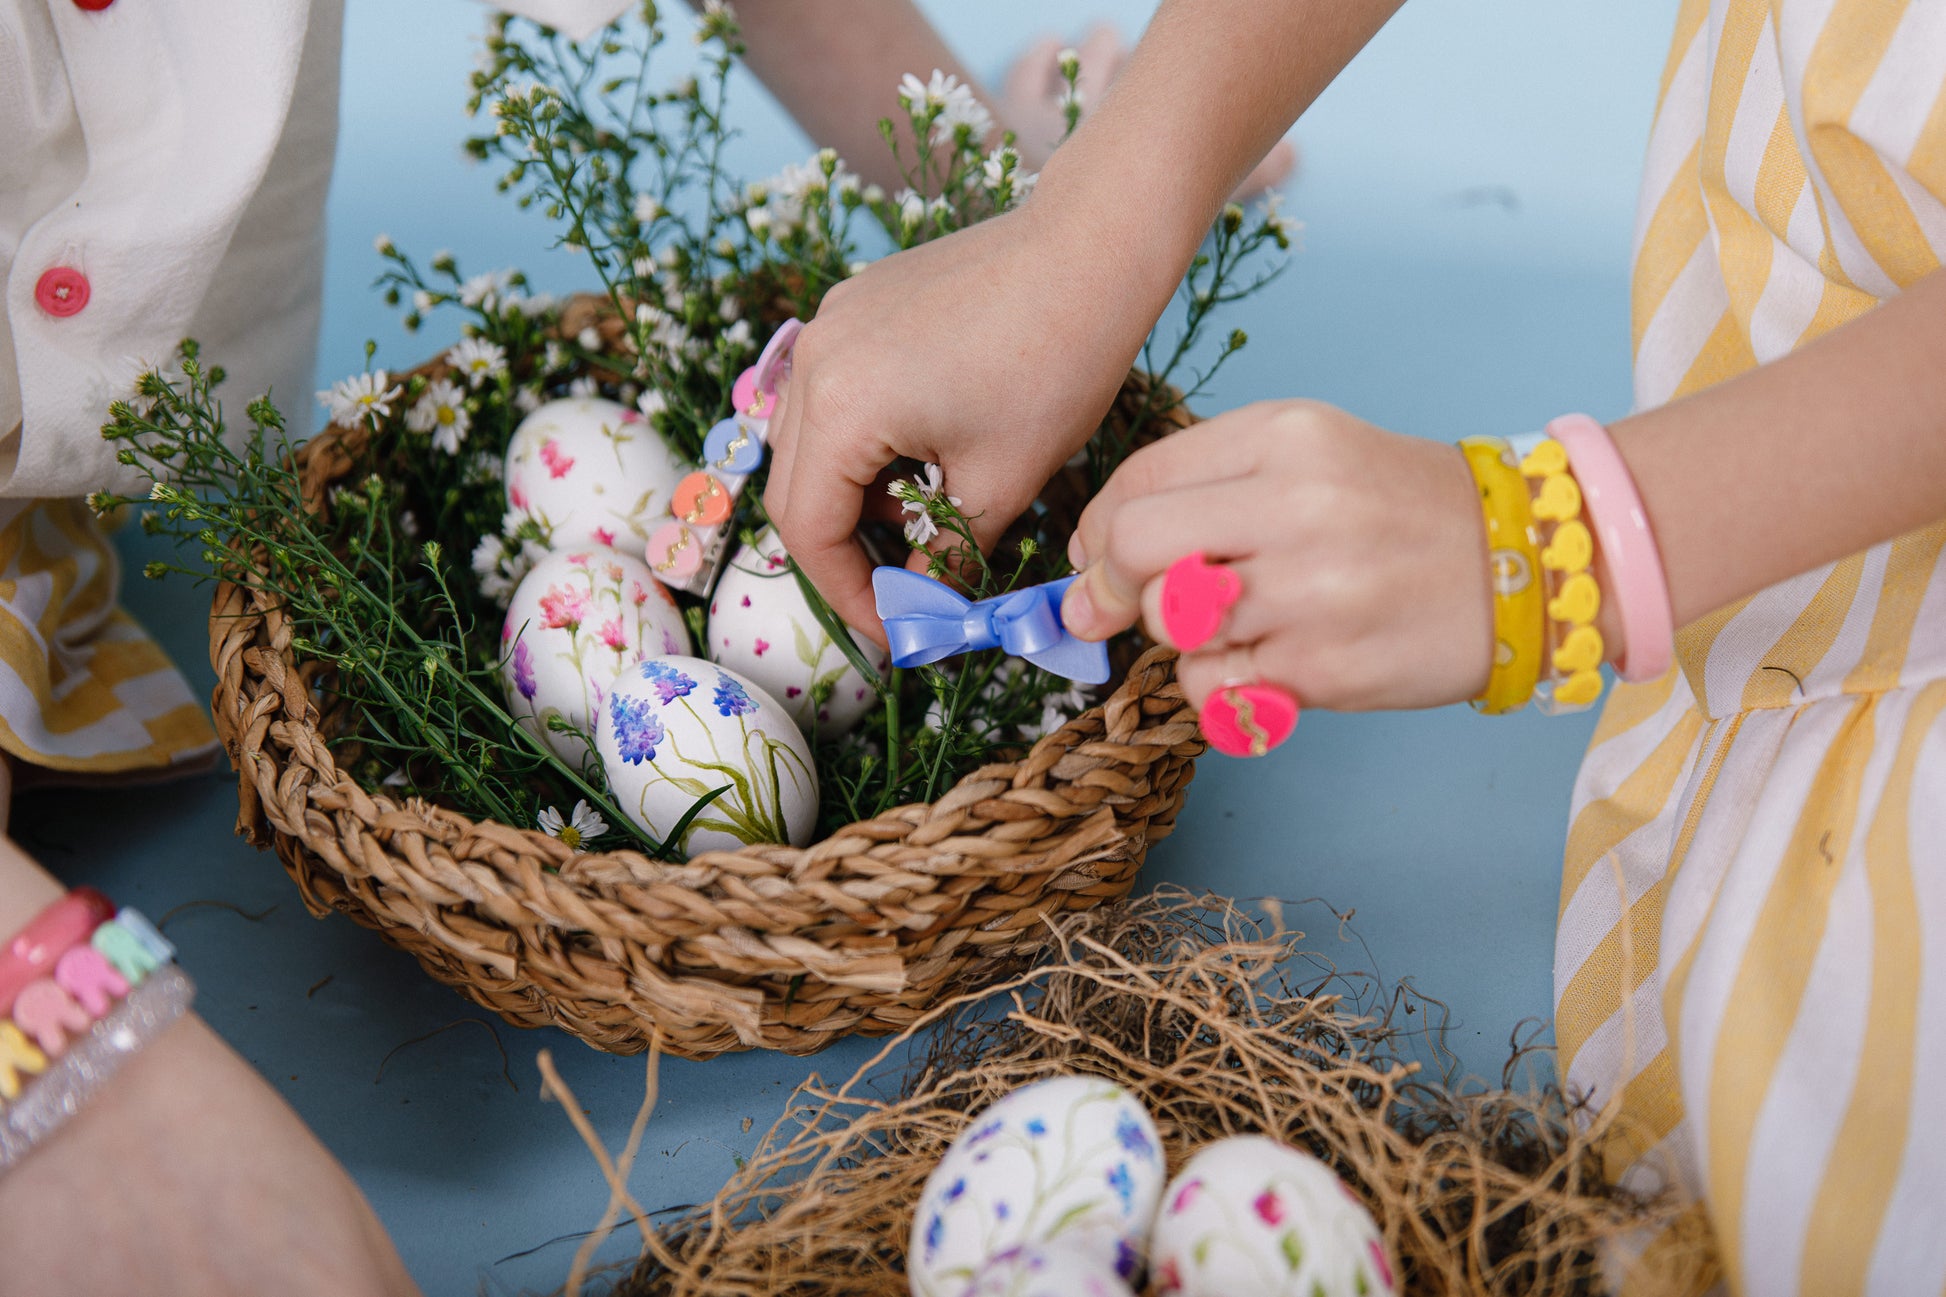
{"left": 872, "top": 568, "right": 1110, "bottom": 685}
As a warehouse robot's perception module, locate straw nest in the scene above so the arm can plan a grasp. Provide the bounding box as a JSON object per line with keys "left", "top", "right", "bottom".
{"left": 568, "top": 888, "right": 1709, "bottom": 1296}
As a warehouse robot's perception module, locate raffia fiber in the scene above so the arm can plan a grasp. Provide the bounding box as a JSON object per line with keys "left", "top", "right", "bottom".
{"left": 589, "top": 888, "right": 1708, "bottom": 1297}
{"left": 205, "top": 295, "right": 1204, "bottom": 1059}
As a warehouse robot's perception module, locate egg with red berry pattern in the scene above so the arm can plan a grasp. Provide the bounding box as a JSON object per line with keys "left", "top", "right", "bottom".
{"left": 595, "top": 655, "right": 817, "bottom": 854}
{"left": 501, "top": 549, "right": 692, "bottom": 767}
{"left": 503, "top": 396, "right": 688, "bottom": 550}
{"left": 707, "top": 527, "right": 890, "bottom": 737}
{"left": 1149, "top": 1136, "right": 1395, "bottom": 1297}
{"left": 907, "top": 1076, "right": 1164, "bottom": 1297}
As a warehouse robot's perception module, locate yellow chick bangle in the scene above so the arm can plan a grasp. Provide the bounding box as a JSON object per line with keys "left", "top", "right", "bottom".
{"left": 1459, "top": 438, "right": 1545, "bottom": 715}
{"left": 1519, "top": 437, "right": 1605, "bottom": 713}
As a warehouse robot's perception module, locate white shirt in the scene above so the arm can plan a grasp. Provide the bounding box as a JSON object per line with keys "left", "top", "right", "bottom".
{"left": 0, "top": 0, "right": 627, "bottom": 500}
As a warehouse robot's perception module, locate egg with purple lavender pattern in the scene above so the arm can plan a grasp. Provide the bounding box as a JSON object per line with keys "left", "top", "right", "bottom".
{"left": 707, "top": 528, "right": 890, "bottom": 737}
{"left": 504, "top": 397, "right": 688, "bottom": 550}
{"left": 501, "top": 549, "right": 692, "bottom": 767}
{"left": 1149, "top": 1137, "right": 1395, "bottom": 1297}
{"left": 908, "top": 1076, "right": 1164, "bottom": 1297}
{"left": 595, "top": 655, "right": 817, "bottom": 854}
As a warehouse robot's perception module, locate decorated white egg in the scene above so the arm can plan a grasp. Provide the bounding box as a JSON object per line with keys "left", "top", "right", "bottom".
{"left": 1150, "top": 1137, "right": 1394, "bottom": 1297}
{"left": 960, "top": 1243, "right": 1137, "bottom": 1297}
{"left": 504, "top": 397, "right": 688, "bottom": 550}
{"left": 707, "top": 528, "right": 890, "bottom": 737}
{"left": 501, "top": 549, "right": 693, "bottom": 767}
{"left": 908, "top": 1077, "right": 1164, "bottom": 1297}
{"left": 595, "top": 655, "right": 818, "bottom": 854}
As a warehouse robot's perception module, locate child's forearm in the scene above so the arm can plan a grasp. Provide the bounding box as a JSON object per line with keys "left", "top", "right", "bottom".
{"left": 1033, "top": 0, "right": 1404, "bottom": 311}
{"left": 729, "top": 0, "right": 994, "bottom": 193}
{"left": 1611, "top": 268, "right": 1946, "bottom": 637}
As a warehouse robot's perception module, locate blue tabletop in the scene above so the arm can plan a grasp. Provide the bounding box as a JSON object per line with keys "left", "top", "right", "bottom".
{"left": 17, "top": 0, "right": 1676, "bottom": 1290}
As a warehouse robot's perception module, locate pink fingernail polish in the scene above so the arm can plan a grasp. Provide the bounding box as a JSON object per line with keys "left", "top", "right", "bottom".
{"left": 1199, "top": 684, "right": 1299, "bottom": 757}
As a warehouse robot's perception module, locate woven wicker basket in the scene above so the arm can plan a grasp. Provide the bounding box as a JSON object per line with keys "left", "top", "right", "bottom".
{"left": 206, "top": 297, "right": 1205, "bottom": 1059}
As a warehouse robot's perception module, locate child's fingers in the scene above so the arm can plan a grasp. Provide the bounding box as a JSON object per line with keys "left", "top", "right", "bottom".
{"left": 1073, "top": 24, "right": 1128, "bottom": 102}
{"left": 1063, "top": 481, "right": 1263, "bottom": 642}
{"left": 1001, "top": 34, "right": 1066, "bottom": 107}
{"left": 1068, "top": 427, "right": 1253, "bottom": 569}
{"left": 1174, "top": 643, "right": 1274, "bottom": 713}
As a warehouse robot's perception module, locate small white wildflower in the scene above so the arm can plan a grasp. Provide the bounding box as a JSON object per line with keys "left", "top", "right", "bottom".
{"left": 745, "top": 205, "right": 773, "bottom": 238}
{"left": 576, "top": 327, "right": 601, "bottom": 351}
{"left": 447, "top": 336, "right": 508, "bottom": 387}
{"left": 543, "top": 341, "right": 568, "bottom": 373}
{"left": 933, "top": 81, "right": 993, "bottom": 145}
{"left": 637, "top": 389, "right": 668, "bottom": 418}
{"left": 399, "top": 509, "right": 421, "bottom": 538}
{"left": 381, "top": 768, "right": 409, "bottom": 787}
{"left": 515, "top": 386, "right": 543, "bottom": 414}
{"left": 405, "top": 377, "right": 471, "bottom": 453}
{"left": 632, "top": 193, "right": 664, "bottom": 223}
{"left": 1058, "top": 83, "right": 1083, "bottom": 115}
{"left": 847, "top": 259, "right": 870, "bottom": 277}
{"left": 718, "top": 296, "right": 742, "bottom": 322}
{"left": 898, "top": 69, "right": 952, "bottom": 111}
{"left": 471, "top": 533, "right": 504, "bottom": 579}
{"left": 723, "top": 319, "right": 752, "bottom": 349}
{"left": 458, "top": 270, "right": 512, "bottom": 310}
{"left": 538, "top": 799, "right": 609, "bottom": 851}
{"left": 903, "top": 510, "right": 939, "bottom": 547}
{"left": 412, "top": 289, "right": 434, "bottom": 313}
{"left": 896, "top": 188, "right": 926, "bottom": 231}
{"left": 317, "top": 371, "right": 403, "bottom": 426}
{"left": 567, "top": 375, "right": 599, "bottom": 398}
{"left": 373, "top": 233, "right": 395, "bottom": 255}
{"left": 149, "top": 481, "right": 167, "bottom": 501}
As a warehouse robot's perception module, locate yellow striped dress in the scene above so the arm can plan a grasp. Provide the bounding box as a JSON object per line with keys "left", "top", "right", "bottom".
{"left": 1555, "top": 0, "right": 1946, "bottom": 1293}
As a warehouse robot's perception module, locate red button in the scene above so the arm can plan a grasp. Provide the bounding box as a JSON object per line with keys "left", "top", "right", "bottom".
{"left": 35, "top": 267, "right": 90, "bottom": 317}
{"left": 73, "top": 0, "right": 115, "bottom": 9}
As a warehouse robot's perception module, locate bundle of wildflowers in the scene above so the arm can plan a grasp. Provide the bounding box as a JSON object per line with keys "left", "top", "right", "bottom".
{"left": 94, "top": 0, "right": 1291, "bottom": 857}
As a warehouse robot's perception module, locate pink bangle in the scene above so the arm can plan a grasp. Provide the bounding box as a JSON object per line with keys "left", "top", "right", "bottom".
{"left": 1546, "top": 414, "right": 1674, "bottom": 682}
{"left": 0, "top": 888, "right": 116, "bottom": 1018}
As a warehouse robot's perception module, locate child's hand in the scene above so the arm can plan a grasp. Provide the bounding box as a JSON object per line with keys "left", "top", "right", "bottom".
{"left": 765, "top": 201, "right": 1157, "bottom": 638}
{"left": 1061, "top": 400, "right": 1495, "bottom": 712}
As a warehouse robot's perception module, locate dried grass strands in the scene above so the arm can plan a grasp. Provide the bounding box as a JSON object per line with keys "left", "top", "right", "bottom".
{"left": 595, "top": 888, "right": 1709, "bottom": 1297}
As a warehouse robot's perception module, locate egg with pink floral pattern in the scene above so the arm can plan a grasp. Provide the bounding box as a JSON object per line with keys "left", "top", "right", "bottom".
{"left": 504, "top": 397, "right": 688, "bottom": 550}
{"left": 707, "top": 528, "right": 890, "bottom": 737}
{"left": 1149, "top": 1137, "right": 1394, "bottom": 1297}
{"left": 501, "top": 548, "right": 692, "bottom": 767}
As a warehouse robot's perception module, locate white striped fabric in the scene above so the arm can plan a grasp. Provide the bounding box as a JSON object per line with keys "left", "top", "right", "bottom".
{"left": 1555, "top": 0, "right": 1946, "bottom": 1292}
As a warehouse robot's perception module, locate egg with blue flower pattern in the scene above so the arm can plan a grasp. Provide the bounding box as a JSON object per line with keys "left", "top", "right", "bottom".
{"left": 907, "top": 1076, "right": 1164, "bottom": 1297}
{"left": 594, "top": 655, "right": 818, "bottom": 854}
{"left": 1149, "top": 1136, "right": 1395, "bottom": 1297}
{"left": 961, "top": 1243, "right": 1136, "bottom": 1297}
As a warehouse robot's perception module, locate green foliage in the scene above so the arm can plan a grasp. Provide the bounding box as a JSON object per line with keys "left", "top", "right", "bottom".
{"left": 106, "top": 3, "right": 1289, "bottom": 855}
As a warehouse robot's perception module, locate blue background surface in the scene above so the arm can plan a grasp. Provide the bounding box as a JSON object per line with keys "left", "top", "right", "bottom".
{"left": 18, "top": 0, "right": 1677, "bottom": 1290}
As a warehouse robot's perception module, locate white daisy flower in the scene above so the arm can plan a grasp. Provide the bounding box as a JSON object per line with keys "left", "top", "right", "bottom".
{"left": 317, "top": 371, "right": 402, "bottom": 426}
{"left": 896, "top": 188, "right": 926, "bottom": 232}
{"left": 405, "top": 377, "right": 471, "bottom": 454}
{"left": 459, "top": 269, "right": 515, "bottom": 310}
{"left": 637, "top": 389, "right": 668, "bottom": 418}
{"left": 447, "top": 336, "right": 508, "bottom": 388}
{"left": 537, "top": 799, "right": 608, "bottom": 851}
{"left": 633, "top": 193, "right": 664, "bottom": 223}
{"left": 903, "top": 510, "right": 939, "bottom": 547}
{"left": 745, "top": 205, "right": 773, "bottom": 238}
{"left": 471, "top": 533, "right": 504, "bottom": 581}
